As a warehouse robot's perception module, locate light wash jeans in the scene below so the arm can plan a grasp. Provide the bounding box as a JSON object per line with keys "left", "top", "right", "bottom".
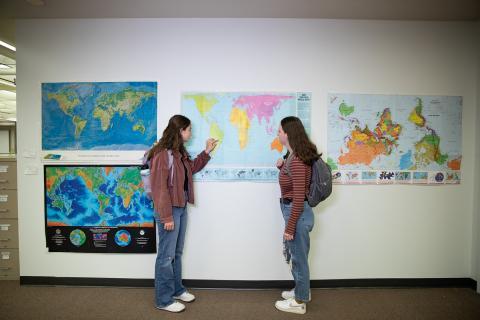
{"left": 281, "top": 201, "right": 314, "bottom": 302}
{"left": 154, "top": 206, "right": 188, "bottom": 308}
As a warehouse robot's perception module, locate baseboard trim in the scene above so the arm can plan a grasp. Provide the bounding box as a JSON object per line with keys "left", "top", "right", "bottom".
{"left": 19, "top": 277, "right": 477, "bottom": 290}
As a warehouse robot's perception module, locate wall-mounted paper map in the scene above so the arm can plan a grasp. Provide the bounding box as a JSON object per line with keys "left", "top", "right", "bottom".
{"left": 182, "top": 92, "right": 311, "bottom": 181}
{"left": 44, "top": 165, "right": 155, "bottom": 253}
{"left": 42, "top": 82, "right": 157, "bottom": 150}
{"left": 327, "top": 93, "right": 462, "bottom": 185}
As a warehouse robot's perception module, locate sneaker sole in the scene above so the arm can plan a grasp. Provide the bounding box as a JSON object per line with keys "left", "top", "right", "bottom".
{"left": 275, "top": 306, "right": 307, "bottom": 314}
{"left": 173, "top": 297, "right": 195, "bottom": 303}
{"left": 155, "top": 306, "right": 186, "bottom": 313}
{"left": 275, "top": 303, "right": 306, "bottom": 315}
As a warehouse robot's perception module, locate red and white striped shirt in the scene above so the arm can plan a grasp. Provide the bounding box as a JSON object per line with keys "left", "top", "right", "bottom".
{"left": 278, "top": 155, "right": 312, "bottom": 235}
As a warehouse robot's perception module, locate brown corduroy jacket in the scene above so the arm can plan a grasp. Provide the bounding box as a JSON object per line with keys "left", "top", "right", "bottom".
{"left": 150, "top": 149, "right": 211, "bottom": 223}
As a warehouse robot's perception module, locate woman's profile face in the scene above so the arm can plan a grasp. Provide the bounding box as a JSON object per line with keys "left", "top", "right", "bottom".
{"left": 181, "top": 124, "right": 192, "bottom": 142}
{"left": 277, "top": 125, "right": 288, "bottom": 146}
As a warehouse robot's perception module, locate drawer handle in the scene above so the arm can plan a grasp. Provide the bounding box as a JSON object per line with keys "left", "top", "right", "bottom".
{"left": 0, "top": 238, "right": 11, "bottom": 242}
{"left": 0, "top": 180, "right": 8, "bottom": 183}
{"left": 0, "top": 267, "right": 11, "bottom": 271}
{"left": 0, "top": 209, "right": 8, "bottom": 212}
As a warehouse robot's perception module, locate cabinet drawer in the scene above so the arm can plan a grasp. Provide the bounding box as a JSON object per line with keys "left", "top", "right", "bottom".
{"left": 0, "top": 219, "right": 18, "bottom": 248}
{"left": 0, "top": 190, "right": 17, "bottom": 218}
{"left": 0, "top": 249, "right": 19, "bottom": 280}
{"left": 0, "top": 162, "right": 16, "bottom": 190}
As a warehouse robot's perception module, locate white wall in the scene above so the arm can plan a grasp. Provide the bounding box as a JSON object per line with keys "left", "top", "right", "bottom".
{"left": 16, "top": 19, "right": 478, "bottom": 280}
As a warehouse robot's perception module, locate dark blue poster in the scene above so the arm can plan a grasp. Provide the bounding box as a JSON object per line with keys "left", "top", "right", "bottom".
{"left": 44, "top": 165, "right": 156, "bottom": 253}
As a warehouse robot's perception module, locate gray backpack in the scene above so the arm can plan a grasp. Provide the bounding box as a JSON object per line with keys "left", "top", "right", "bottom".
{"left": 285, "top": 154, "right": 332, "bottom": 207}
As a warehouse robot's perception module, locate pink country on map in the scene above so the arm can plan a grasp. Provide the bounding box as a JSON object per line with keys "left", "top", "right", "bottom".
{"left": 233, "top": 95, "right": 293, "bottom": 133}
{"left": 233, "top": 95, "right": 294, "bottom": 152}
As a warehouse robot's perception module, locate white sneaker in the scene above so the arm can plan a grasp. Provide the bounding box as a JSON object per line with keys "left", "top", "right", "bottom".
{"left": 156, "top": 301, "right": 186, "bottom": 313}
{"left": 281, "top": 288, "right": 311, "bottom": 301}
{"left": 173, "top": 291, "right": 196, "bottom": 302}
{"left": 275, "top": 297, "right": 306, "bottom": 314}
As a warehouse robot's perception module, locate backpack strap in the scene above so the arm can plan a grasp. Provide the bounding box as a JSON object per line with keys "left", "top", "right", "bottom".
{"left": 284, "top": 153, "right": 295, "bottom": 176}
{"left": 167, "top": 149, "right": 174, "bottom": 184}
{"left": 141, "top": 151, "right": 150, "bottom": 168}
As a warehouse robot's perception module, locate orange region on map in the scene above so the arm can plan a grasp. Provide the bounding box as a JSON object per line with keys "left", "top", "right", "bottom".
{"left": 104, "top": 167, "right": 113, "bottom": 176}
{"left": 338, "top": 127, "right": 387, "bottom": 166}
{"left": 270, "top": 137, "right": 283, "bottom": 153}
{"left": 447, "top": 157, "right": 461, "bottom": 170}
{"left": 45, "top": 176, "right": 57, "bottom": 192}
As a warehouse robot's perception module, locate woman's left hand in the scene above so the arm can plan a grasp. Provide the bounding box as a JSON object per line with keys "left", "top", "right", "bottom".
{"left": 284, "top": 232, "right": 294, "bottom": 241}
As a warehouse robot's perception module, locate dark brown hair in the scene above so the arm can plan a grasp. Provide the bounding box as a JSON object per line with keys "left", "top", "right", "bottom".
{"left": 281, "top": 116, "right": 320, "bottom": 165}
{"left": 148, "top": 115, "right": 191, "bottom": 159}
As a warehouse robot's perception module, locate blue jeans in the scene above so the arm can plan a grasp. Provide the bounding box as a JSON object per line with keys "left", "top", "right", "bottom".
{"left": 281, "top": 201, "right": 314, "bottom": 302}
{"left": 155, "top": 206, "right": 188, "bottom": 308}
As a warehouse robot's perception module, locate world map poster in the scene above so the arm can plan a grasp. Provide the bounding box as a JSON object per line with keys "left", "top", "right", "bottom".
{"left": 44, "top": 165, "right": 156, "bottom": 253}
{"left": 182, "top": 92, "right": 311, "bottom": 181}
{"left": 42, "top": 82, "right": 157, "bottom": 150}
{"left": 327, "top": 93, "right": 462, "bottom": 185}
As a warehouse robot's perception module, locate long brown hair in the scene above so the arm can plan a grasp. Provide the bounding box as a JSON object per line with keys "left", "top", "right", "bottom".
{"left": 148, "top": 115, "right": 191, "bottom": 159}
{"left": 281, "top": 116, "right": 320, "bottom": 165}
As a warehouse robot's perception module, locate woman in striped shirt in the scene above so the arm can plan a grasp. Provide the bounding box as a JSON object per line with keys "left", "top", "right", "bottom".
{"left": 275, "top": 116, "right": 320, "bottom": 315}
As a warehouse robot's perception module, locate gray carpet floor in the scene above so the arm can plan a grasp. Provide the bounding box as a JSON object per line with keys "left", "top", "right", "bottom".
{"left": 1, "top": 281, "right": 480, "bottom": 319}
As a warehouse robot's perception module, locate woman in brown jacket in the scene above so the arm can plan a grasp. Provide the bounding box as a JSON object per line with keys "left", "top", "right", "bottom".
{"left": 148, "top": 115, "right": 217, "bottom": 313}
